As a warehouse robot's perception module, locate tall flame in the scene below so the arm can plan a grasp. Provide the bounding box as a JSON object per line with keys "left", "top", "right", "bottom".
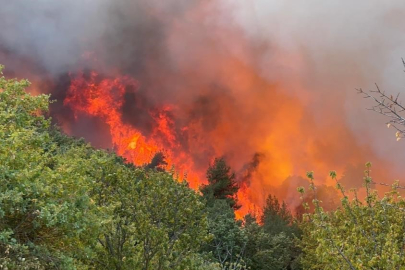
{"left": 63, "top": 69, "right": 265, "bottom": 218}
{"left": 64, "top": 70, "right": 203, "bottom": 188}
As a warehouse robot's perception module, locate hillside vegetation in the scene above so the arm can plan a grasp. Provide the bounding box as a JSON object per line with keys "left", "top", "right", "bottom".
{"left": 2, "top": 66, "right": 405, "bottom": 269}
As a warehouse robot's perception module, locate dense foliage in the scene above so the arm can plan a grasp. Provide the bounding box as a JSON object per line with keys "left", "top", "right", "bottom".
{"left": 201, "top": 157, "right": 240, "bottom": 210}
{"left": 242, "top": 196, "right": 301, "bottom": 270}
{"left": 0, "top": 66, "right": 212, "bottom": 269}
{"left": 200, "top": 158, "right": 302, "bottom": 270}
{"left": 10, "top": 64, "right": 405, "bottom": 270}
{"left": 0, "top": 67, "right": 99, "bottom": 269}
{"left": 299, "top": 164, "right": 405, "bottom": 269}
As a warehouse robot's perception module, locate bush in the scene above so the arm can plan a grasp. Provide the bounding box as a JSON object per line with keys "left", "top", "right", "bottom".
{"left": 299, "top": 163, "right": 405, "bottom": 269}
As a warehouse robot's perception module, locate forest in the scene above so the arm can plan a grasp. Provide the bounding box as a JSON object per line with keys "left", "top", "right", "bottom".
{"left": 2, "top": 62, "right": 405, "bottom": 270}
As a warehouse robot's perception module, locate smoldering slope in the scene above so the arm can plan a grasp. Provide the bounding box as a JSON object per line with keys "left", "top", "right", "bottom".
{"left": 1, "top": 0, "right": 405, "bottom": 210}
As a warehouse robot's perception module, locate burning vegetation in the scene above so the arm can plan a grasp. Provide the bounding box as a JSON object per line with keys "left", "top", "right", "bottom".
{"left": 2, "top": 0, "right": 405, "bottom": 269}
{"left": 2, "top": 0, "right": 404, "bottom": 218}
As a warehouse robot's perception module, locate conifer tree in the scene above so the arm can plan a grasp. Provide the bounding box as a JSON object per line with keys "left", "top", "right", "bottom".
{"left": 200, "top": 157, "right": 240, "bottom": 210}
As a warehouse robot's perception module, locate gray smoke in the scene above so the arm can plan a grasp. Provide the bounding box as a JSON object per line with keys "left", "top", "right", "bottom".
{"left": 225, "top": 0, "right": 405, "bottom": 176}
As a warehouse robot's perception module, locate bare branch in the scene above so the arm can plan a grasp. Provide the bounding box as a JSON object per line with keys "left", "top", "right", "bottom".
{"left": 357, "top": 78, "right": 405, "bottom": 140}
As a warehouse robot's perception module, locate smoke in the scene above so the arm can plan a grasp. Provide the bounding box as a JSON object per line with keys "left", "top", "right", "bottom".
{"left": 1, "top": 0, "right": 405, "bottom": 212}
{"left": 1, "top": 0, "right": 106, "bottom": 72}
{"left": 239, "top": 153, "right": 265, "bottom": 185}
{"left": 224, "top": 0, "right": 405, "bottom": 173}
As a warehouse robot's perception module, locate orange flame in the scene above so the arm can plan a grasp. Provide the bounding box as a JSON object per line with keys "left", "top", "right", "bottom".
{"left": 64, "top": 70, "right": 203, "bottom": 188}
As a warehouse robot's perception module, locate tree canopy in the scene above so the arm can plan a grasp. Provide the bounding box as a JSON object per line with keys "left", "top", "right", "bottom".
{"left": 299, "top": 164, "right": 405, "bottom": 269}
{"left": 0, "top": 65, "right": 212, "bottom": 269}
{"left": 200, "top": 157, "right": 240, "bottom": 210}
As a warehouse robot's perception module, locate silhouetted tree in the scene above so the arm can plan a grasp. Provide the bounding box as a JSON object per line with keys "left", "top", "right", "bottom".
{"left": 145, "top": 151, "right": 167, "bottom": 171}
{"left": 200, "top": 157, "right": 240, "bottom": 210}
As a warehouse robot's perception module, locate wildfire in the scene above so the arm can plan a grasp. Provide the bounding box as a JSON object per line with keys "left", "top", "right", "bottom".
{"left": 1, "top": 0, "right": 397, "bottom": 219}
{"left": 64, "top": 70, "right": 203, "bottom": 188}
{"left": 63, "top": 69, "right": 262, "bottom": 218}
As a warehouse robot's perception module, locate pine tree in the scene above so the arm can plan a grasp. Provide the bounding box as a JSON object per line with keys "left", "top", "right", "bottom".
{"left": 200, "top": 157, "right": 240, "bottom": 210}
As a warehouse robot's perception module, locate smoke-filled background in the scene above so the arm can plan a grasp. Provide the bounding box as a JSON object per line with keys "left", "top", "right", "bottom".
{"left": 2, "top": 0, "right": 405, "bottom": 214}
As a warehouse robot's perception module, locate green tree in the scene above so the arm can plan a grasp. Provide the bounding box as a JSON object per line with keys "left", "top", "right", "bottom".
{"left": 0, "top": 65, "right": 102, "bottom": 269}
{"left": 262, "top": 195, "right": 296, "bottom": 236}
{"left": 93, "top": 168, "right": 210, "bottom": 270}
{"left": 243, "top": 196, "right": 302, "bottom": 270}
{"left": 0, "top": 66, "right": 212, "bottom": 270}
{"left": 205, "top": 200, "right": 248, "bottom": 270}
{"left": 200, "top": 158, "right": 247, "bottom": 269}
{"left": 200, "top": 157, "right": 240, "bottom": 210}
{"left": 299, "top": 164, "right": 405, "bottom": 269}
{"left": 48, "top": 131, "right": 212, "bottom": 270}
